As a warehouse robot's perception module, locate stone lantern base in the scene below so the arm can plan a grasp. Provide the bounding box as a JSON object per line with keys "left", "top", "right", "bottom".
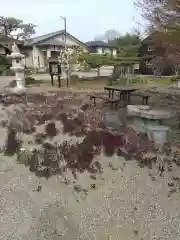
{"left": 5, "top": 86, "right": 27, "bottom": 95}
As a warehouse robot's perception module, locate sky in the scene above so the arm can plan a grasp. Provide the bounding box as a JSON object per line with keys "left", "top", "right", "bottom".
{"left": 0, "top": 0, "right": 143, "bottom": 42}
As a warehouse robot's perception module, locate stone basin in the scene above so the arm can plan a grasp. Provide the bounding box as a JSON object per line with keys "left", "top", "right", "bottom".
{"left": 127, "top": 105, "right": 174, "bottom": 120}
{"left": 148, "top": 86, "right": 180, "bottom": 96}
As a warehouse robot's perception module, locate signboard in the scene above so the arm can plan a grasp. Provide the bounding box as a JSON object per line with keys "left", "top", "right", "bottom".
{"left": 48, "top": 60, "right": 61, "bottom": 76}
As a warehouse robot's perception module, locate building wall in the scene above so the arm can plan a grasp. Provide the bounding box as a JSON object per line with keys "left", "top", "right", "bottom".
{"left": 112, "top": 49, "right": 117, "bottom": 56}
{"left": 25, "top": 50, "right": 33, "bottom": 68}
{"left": 31, "top": 46, "right": 45, "bottom": 69}
{"left": 25, "top": 33, "right": 88, "bottom": 69}
{"left": 0, "top": 46, "right": 5, "bottom": 55}
{"left": 139, "top": 42, "right": 172, "bottom": 75}
{"left": 93, "top": 47, "right": 117, "bottom": 56}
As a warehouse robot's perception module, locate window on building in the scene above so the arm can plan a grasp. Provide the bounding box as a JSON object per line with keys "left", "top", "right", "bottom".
{"left": 62, "top": 35, "right": 64, "bottom": 41}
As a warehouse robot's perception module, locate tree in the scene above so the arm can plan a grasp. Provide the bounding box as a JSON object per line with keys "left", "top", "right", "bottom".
{"left": 110, "top": 33, "right": 141, "bottom": 47}
{"left": 0, "top": 16, "right": 36, "bottom": 40}
{"left": 109, "top": 33, "right": 141, "bottom": 58}
{"left": 151, "top": 56, "right": 165, "bottom": 77}
{"left": 134, "top": 0, "right": 180, "bottom": 47}
{"left": 78, "top": 54, "right": 109, "bottom": 77}
{"left": 134, "top": 0, "right": 180, "bottom": 76}
{"left": 94, "top": 29, "right": 120, "bottom": 42}
{"left": 59, "top": 46, "right": 85, "bottom": 86}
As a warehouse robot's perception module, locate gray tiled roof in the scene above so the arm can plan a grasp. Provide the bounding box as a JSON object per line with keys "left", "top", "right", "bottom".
{"left": 24, "top": 30, "right": 64, "bottom": 45}
{"left": 37, "top": 39, "right": 65, "bottom": 46}
{"left": 85, "top": 41, "right": 109, "bottom": 47}
{"left": 24, "top": 30, "right": 90, "bottom": 50}
{"left": 85, "top": 40, "right": 116, "bottom": 48}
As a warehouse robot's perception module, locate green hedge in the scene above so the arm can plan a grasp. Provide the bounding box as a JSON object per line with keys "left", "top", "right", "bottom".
{"left": 132, "top": 77, "right": 146, "bottom": 83}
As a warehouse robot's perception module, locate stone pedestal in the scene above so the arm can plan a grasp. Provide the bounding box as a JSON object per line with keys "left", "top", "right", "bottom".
{"left": 177, "top": 81, "right": 180, "bottom": 88}
{"left": 127, "top": 105, "right": 173, "bottom": 145}
{"left": 103, "top": 112, "right": 122, "bottom": 130}
{"left": 144, "top": 125, "right": 169, "bottom": 146}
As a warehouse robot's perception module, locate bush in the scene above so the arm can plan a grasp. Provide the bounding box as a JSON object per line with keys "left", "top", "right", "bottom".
{"left": 0, "top": 55, "right": 11, "bottom": 76}
{"left": 25, "top": 67, "right": 33, "bottom": 76}
{"left": 25, "top": 76, "right": 36, "bottom": 85}
{"left": 0, "top": 55, "right": 10, "bottom": 67}
{"left": 132, "top": 77, "right": 146, "bottom": 83}
{"left": 170, "top": 76, "right": 180, "bottom": 82}
{"left": 0, "top": 66, "right": 5, "bottom": 76}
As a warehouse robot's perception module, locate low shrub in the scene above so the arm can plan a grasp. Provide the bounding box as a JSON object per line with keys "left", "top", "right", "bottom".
{"left": 0, "top": 55, "right": 11, "bottom": 76}
{"left": 0, "top": 66, "right": 5, "bottom": 76}
{"left": 25, "top": 76, "right": 36, "bottom": 85}
{"left": 71, "top": 75, "right": 79, "bottom": 82}
{"left": 107, "top": 78, "right": 118, "bottom": 86}
{"left": 170, "top": 76, "right": 180, "bottom": 82}
{"left": 25, "top": 67, "right": 33, "bottom": 76}
{"left": 132, "top": 77, "right": 146, "bottom": 83}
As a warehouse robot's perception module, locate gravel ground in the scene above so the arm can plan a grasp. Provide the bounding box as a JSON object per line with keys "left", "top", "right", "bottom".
{"left": 1, "top": 152, "right": 180, "bottom": 240}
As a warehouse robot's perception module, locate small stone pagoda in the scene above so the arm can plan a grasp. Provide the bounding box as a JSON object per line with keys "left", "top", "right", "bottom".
{"left": 6, "top": 43, "right": 26, "bottom": 94}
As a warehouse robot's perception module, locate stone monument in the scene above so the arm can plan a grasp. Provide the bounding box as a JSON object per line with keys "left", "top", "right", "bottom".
{"left": 6, "top": 42, "right": 26, "bottom": 94}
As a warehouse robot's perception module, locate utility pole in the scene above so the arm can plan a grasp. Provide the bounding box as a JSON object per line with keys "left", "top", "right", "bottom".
{"left": 60, "top": 16, "right": 67, "bottom": 50}
{"left": 60, "top": 16, "right": 70, "bottom": 87}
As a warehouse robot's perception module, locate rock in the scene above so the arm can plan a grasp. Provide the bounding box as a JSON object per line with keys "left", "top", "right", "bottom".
{"left": 169, "top": 187, "right": 177, "bottom": 194}
{"left": 90, "top": 183, "right": 96, "bottom": 189}
{"left": 90, "top": 174, "right": 96, "bottom": 180}
{"left": 74, "top": 185, "right": 83, "bottom": 193}
{"left": 45, "top": 122, "right": 58, "bottom": 137}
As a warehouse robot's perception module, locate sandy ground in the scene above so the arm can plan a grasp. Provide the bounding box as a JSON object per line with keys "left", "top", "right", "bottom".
{"left": 0, "top": 77, "right": 180, "bottom": 239}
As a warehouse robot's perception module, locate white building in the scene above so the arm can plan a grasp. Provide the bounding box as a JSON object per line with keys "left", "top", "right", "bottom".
{"left": 84, "top": 41, "right": 117, "bottom": 56}
{"left": 23, "top": 30, "right": 89, "bottom": 71}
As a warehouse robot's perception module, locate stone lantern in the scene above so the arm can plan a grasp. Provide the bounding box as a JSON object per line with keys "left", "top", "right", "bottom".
{"left": 6, "top": 43, "right": 26, "bottom": 94}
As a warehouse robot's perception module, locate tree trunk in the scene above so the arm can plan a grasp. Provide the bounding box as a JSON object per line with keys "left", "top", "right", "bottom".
{"left": 67, "top": 71, "right": 71, "bottom": 87}
{"left": 127, "top": 67, "right": 130, "bottom": 86}
{"left": 67, "top": 76, "right": 70, "bottom": 87}
{"left": 66, "top": 65, "right": 71, "bottom": 87}
{"left": 175, "top": 70, "right": 178, "bottom": 77}
{"left": 3, "top": 24, "right": 8, "bottom": 38}
{"left": 97, "top": 68, "right": 100, "bottom": 77}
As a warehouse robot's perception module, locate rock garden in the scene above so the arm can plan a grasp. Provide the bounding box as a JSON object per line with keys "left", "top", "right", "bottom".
{"left": 0, "top": 89, "right": 180, "bottom": 198}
